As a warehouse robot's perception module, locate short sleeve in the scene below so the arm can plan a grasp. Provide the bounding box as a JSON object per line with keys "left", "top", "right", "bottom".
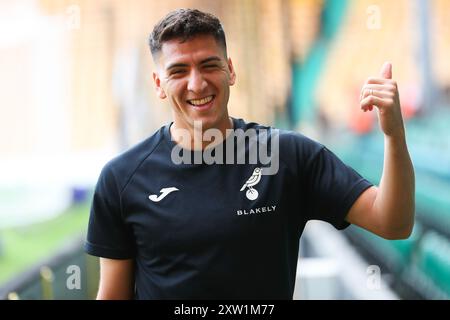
{"left": 304, "top": 146, "right": 373, "bottom": 230}
{"left": 84, "top": 163, "right": 136, "bottom": 259}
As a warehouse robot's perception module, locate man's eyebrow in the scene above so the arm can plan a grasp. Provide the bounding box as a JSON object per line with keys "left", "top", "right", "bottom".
{"left": 166, "top": 56, "right": 222, "bottom": 71}
{"left": 200, "top": 56, "right": 222, "bottom": 64}
{"left": 166, "top": 62, "right": 189, "bottom": 71}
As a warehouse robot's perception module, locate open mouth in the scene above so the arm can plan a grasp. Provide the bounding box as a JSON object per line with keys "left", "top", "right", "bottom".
{"left": 187, "top": 95, "right": 215, "bottom": 110}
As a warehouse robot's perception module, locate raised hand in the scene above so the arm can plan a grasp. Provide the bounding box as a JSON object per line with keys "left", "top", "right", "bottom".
{"left": 359, "top": 62, "right": 405, "bottom": 138}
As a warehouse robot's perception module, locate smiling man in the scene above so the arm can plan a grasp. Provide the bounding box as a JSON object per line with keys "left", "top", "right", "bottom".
{"left": 85, "top": 8, "right": 415, "bottom": 300}
{"left": 152, "top": 11, "right": 236, "bottom": 151}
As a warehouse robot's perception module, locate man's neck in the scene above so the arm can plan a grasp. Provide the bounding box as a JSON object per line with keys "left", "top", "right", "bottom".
{"left": 170, "top": 117, "right": 234, "bottom": 150}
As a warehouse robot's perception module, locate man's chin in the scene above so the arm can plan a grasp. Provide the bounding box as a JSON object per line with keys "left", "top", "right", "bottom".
{"left": 189, "top": 115, "right": 222, "bottom": 130}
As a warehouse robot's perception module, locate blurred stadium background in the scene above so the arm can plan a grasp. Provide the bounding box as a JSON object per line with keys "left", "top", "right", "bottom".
{"left": 0, "top": 0, "right": 449, "bottom": 300}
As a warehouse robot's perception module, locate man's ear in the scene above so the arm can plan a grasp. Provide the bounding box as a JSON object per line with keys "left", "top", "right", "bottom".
{"left": 227, "top": 58, "right": 236, "bottom": 86}
{"left": 153, "top": 72, "right": 167, "bottom": 99}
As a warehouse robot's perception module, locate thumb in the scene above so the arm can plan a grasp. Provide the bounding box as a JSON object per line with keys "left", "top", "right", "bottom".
{"left": 380, "top": 62, "right": 392, "bottom": 79}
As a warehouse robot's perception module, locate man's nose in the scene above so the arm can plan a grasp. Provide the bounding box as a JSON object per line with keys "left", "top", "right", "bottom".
{"left": 187, "top": 69, "right": 207, "bottom": 93}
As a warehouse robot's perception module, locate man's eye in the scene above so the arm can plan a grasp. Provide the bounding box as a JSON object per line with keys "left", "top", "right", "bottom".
{"left": 204, "top": 64, "right": 219, "bottom": 69}
{"left": 171, "top": 70, "right": 186, "bottom": 75}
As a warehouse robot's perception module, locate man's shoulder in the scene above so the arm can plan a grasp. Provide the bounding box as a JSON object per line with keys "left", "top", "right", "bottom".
{"left": 100, "top": 125, "right": 166, "bottom": 186}
{"left": 238, "top": 118, "right": 324, "bottom": 152}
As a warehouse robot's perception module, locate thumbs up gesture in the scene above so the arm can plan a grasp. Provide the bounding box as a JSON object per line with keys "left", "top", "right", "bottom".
{"left": 360, "top": 62, "right": 405, "bottom": 138}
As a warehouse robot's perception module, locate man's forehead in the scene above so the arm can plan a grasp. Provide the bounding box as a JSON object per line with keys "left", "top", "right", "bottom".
{"left": 158, "top": 35, "right": 226, "bottom": 68}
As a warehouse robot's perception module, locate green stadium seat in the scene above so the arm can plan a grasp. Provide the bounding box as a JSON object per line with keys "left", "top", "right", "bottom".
{"left": 415, "top": 173, "right": 450, "bottom": 236}
{"left": 417, "top": 231, "right": 450, "bottom": 296}
{"left": 348, "top": 222, "right": 422, "bottom": 274}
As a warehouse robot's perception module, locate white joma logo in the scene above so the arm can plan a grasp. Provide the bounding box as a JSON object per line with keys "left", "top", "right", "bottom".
{"left": 149, "top": 187, "right": 179, "bottom": 202}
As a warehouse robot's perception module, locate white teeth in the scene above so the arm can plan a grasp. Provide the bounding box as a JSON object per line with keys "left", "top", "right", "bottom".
{"left": 188, "top": 96, "right": 213, "bottom": 106}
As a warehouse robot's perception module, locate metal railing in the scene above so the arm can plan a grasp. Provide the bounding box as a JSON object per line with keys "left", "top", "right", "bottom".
{"left": 0, "top": 236, "right": 99, "bottom": 300}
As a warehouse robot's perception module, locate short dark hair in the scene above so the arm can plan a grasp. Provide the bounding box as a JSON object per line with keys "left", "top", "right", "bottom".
{"left": 149, "top": 8, "right": 227, "bottom": 58}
